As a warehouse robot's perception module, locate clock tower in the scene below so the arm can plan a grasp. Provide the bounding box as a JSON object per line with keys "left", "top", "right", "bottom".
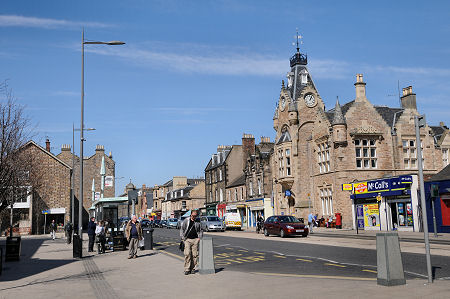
{"left": 273, "top": 33, "right": 326, "bottom": 218}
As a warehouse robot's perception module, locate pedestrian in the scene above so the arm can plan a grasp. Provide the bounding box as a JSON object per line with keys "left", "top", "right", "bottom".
{"left": 87, "top": 217, "right": 97, "bottom": 252}
{"left": 126, "top": 215, "right": 143, "bottom": 259}
{"left": 95, "top": 221, "right": 106, "bottom": 254}
{"left": 49, "top": 220, "right": 57, "bottom": 240}
{"left": 179, "top": 210, "right": 203, "bottom": 275}
{"left": 65, "top": 221, "right": 73, "bottom": 244}
{"left": 308, "top": 212, "right": 314, "bottom": 233}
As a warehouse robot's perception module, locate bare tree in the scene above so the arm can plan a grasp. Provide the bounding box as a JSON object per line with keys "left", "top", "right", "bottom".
{"left": 0, "top": 81, "right": 35, "bottom": 235}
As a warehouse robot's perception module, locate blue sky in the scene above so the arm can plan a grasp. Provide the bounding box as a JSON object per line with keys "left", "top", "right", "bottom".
{"left": 1, "top": 0, "right": 450, "bottom": 195}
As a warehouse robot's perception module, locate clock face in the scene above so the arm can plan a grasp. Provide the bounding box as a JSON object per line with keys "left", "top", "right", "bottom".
{"left": 281, "top": 97, "right": 286, "bottom": 110}
{"left": 304, "top": 94, "right": 316, "bottom": 107}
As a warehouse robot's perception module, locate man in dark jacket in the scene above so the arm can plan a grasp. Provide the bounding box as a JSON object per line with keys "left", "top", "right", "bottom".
{"left": 65, "top": 222, "right": 73, "bottom": 244}
{"left": 125, "top": 216, "right": 143, "bottom": 259}
{"left": 87, "top": 217, "right": 96, "bottom": 252}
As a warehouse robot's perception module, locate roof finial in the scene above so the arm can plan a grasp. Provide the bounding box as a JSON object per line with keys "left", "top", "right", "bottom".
{"left": 332, "top": 96, "right": 346, "bottom": 125}
{"left": 294, "top": 28, "right": 303, "bottom": 53}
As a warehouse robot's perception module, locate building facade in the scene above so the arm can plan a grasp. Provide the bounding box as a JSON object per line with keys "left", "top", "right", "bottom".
{"left": 272, "top": 47, "right": 450, "bottom": 228}
{"left": 161, "top": 177, "right": 205, "bottom": 219}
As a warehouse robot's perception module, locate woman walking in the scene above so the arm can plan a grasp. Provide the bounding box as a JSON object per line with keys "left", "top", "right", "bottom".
{"left": 95, "top": 221, "right": 106, "bottom": 254}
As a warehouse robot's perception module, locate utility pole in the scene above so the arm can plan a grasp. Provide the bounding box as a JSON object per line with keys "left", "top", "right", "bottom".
{"left": 415, "top": 114, "right": 432, "bottom": 283}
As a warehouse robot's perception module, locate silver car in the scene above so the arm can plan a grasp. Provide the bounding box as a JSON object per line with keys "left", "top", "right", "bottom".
{"left": 200, "top": 216, "right": 225, "bottom": 232}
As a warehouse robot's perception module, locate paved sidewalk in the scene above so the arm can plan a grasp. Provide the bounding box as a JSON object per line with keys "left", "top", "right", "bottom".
{"left": 1, "top": 235, "right": 449, "bottom": 298}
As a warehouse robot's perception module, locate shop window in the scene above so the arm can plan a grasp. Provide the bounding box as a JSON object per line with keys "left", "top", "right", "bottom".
{"left": 355, "top": 138, "right": 377, "bottom": 169}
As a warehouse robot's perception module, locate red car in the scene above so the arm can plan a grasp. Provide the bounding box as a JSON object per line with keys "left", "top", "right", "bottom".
{"left": 264, "top": 215, "right": 309, "bottom": 238}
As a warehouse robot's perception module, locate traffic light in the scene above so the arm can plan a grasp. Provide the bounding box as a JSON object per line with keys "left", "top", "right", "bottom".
{"left": 417, "top": 114, "right": 426, "bottom": 128}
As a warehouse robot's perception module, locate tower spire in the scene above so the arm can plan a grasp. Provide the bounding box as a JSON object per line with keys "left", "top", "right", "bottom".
{"left": 290, "top": 29, "right": 307, "bottom": 67}
{"left": 332, "top": 96, "right": 346, "bottom": 125}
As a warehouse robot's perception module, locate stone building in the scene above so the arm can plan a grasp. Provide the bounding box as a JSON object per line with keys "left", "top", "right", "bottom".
{"left": 225, "top": 174, "right": 246, "bottom": 224}
{"left": 57, "top": 143, "right": 115, "bottom": 229}
{"left": 161, "top": 177, "right": 205, "bottom": 219}
{"left": 272, "top": 47, "right": 450, "bottom": 228}
{"left": 244, "top": 136, "right": 275, "bottom": 227}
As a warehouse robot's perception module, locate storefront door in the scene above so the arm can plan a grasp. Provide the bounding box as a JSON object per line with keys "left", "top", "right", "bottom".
{"left": 390, "top": 201, "right": 413, "bottom": 229}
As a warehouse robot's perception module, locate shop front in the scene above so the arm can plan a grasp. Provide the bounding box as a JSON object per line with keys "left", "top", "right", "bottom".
{"left": 425, "top": 166, "right": 450, "bottom": 233}
{"left": 206, "top": 203, "right": 217, "bottom": 216}
{"left": 246, "top": 198, "right": 264, "bottom": 227}
{"left": 349, "top": 175, "right": 419, "bottom": 232}
{"left": 217, "top": 203, "right": 227, "bottom": 218}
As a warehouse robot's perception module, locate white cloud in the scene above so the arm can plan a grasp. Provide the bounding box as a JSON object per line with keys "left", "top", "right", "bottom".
{"left": 0, "top": 15, "right": 111, "bottom": 29}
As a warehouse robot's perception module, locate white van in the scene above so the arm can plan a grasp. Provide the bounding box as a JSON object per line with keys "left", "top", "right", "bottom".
{"left": 224, "top": 212, "right": 242, "bottom": 230}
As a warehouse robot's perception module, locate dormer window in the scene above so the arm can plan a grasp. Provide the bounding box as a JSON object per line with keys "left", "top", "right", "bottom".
{"left": 300, "top": 69, "right": 308, "bottom": 85}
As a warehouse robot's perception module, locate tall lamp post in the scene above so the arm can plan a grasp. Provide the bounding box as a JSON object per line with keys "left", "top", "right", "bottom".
{"left": 79, "top": 29, "right": 125, "bottom": 240}
{"left": 71, "top": 125, "right": 95, "bottom": 230}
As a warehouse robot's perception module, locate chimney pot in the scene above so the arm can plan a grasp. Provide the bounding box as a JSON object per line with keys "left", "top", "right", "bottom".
{"left": 45, "top": 139, "right": 51, "bottom": 152}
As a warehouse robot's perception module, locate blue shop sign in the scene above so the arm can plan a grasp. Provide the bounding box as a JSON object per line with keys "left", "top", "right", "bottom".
{"left": 285, "top": 190, "right": 291, "bottom": 197}
{"left": 367, "top": 179, "right": 390, "bottom": 193}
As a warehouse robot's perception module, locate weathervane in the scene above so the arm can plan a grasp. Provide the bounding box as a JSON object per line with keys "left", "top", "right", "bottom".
{"left": 292, "top": 28, "right": 303, "bottom": 53}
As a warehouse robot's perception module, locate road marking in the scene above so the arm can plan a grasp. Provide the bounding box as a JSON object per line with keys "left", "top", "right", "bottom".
{"left": 324, "top": 263, "right": 346, "bottom": 268}
{"left": 274, "top": 255, "right": 286, "bottom": 259}
{"left": 238, "top": 249, "right": 248, "bottom": 252}
{"left": 296, "top": 258, "right": 313, "bottom": 262}
{"left": 250, "top": 272, "right": 376, "bottom": 281}
{"left": 226, "top": 247, "right": 234, "bottom": 250}
{"left": 254, "top": 252, "right": 265, "bottom": 255}
{"left": 362, "top": 269, "right": 377, "bottom": 273}
{"left": 158, "top": 250, "right": 184, "bottom": 260}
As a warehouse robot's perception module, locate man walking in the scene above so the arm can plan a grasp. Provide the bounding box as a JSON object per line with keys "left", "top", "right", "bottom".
{"left": 65, "top": 221, "right": 73, "bottom": 244}
{"left": 87, "top": 217, "right": 96, "bottom": 252}
{"left": 126, "top": 216, "right": 143, "bottom": 259}
{"left": 308, "top": 212, "right": 314, "bottom": 234}
{"left": 49, "top": 220, "right": 57, "bottom": 240}
{"left": 179, "top": 210, "right": 202, "bottom": 275}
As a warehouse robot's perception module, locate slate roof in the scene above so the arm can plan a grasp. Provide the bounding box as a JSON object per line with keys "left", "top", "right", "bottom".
{"left": 430, "top": 126, "right": 446, "bottom": 137}
{"left": 325, "top": 101, "right": 403, "bottom": 129}
{"left": 428, "top": 164, "right": 450, "bottom": 182}
{"left": 227, "top": 174, "right": 246, "bottom": 188}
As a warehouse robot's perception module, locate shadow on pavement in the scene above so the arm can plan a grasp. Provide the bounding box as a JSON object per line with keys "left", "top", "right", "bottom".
{"left": 0, "top": 236, "right": 76, "bottom": 282}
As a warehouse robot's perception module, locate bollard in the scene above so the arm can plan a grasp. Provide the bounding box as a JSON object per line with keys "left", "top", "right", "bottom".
{"left": 199, "top": 236, "right": 215, "bottom": 274}
{"left": 73, "top": 234, "right": 83, "bottom": 258}
{"left": 143, "top": 228, "right": 154, "bottom": 250}
{"left": 376, "top": 232, "right": 406, "bottom": 286}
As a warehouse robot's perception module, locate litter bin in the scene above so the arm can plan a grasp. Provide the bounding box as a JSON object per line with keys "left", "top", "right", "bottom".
{"left": 5, "top": 236, "right": 21, "bottom": 262}
{"left": 143, "top": 228, "right": 154, "bottom": 250}
{"left": 335, "top": 213, "right": 342, "bottom": 229}
{"left": 73, "top": 234, "right": 83, "bottom": 258}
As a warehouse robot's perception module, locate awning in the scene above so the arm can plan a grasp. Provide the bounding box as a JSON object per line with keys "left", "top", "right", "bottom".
{"left": 182, "top": 210, "right": 191, "bottom": 217}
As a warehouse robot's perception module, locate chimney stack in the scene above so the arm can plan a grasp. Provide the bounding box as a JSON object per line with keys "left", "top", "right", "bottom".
{"left": 400, "top": 86, "right": 417, "bottom": 110}
{"left": 354, "top": 74, "right": 366, "bottom": 101}
{"left": 61, "top": 144, "right": 71, "bottom": 151}
{"left": 95, "top": 144, "right": 105, "bottom": 152}
{"left": 260, "top": 136, "right": 271, "bottom": 143}
{"left": 242, "top": 133, "right": 255, "bottom": 163}
{"left": 45, "top": 139, "right": 51, "bottom": 152}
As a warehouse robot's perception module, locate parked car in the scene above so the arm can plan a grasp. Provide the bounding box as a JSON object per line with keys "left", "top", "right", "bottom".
{"left": 140, "top": 219, "right": 151, "bottom": 228}
{"left": 161, "top": 220, "right": 168, "bottom": 228}
{"left": 153, "top": 220, "right": 162, "bottom": 228}
{"left": 264, "top": 215, "right": 308, "bottom": 238}
{"left": 200, "top": 216, "right": 225, "bottom": 232}
{"left": 224, "top": 212, "right": 242, "bottom": 230}
{"left": 167, "top": 218, "right": 178, "bottom": 229}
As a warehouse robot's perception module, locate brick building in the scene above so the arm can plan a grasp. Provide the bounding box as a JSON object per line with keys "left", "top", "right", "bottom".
{"left": 161, "top": 177, "right": 205, "bottom": 219}
{"left": 272, "top": 47, "right": 450, "bottom": 228}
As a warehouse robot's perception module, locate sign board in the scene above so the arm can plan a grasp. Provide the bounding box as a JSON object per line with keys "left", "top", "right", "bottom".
{"left": 363, "top": 204, "right": 380, "bottom": 227}
{"left": 367, "top": 179, "right": 390, "bottom": 193}
{"left": 342, "top": 184, "right": 353, "bottom": 191}
{"left": 42, "top": 210, "right": 50, "bottom": 214}
{"left": 354, "top": 182, "right": 368, "bottom": 194}
{"left": 285, "top": 190, "right": 291, "bottom": 197}
{"left": 105, "top": 176, "right": 114, "bottom": 187}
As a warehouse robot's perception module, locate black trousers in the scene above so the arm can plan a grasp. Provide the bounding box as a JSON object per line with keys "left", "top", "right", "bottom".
{"left": 88, "top": 234, "right": 95, "bottom": 251}
{"left": 66, "top": 232, "right": 72, "bottom": 244}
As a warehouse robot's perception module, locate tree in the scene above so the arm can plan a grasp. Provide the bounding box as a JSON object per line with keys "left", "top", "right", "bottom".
{"left": 0, "top": 81, "right": 35, "bottom": 235}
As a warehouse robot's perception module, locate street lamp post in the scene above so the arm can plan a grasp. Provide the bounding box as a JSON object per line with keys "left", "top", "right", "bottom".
{"left": 79, "top": 29, "right": 124, "bottom": 241}
{"left": 71, "top": 125, "right": 95, "bottom": 231}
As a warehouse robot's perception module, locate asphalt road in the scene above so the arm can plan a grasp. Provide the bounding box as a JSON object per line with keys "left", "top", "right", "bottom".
{"left": 152, "top": 228, "right": 450, "bottom": 280}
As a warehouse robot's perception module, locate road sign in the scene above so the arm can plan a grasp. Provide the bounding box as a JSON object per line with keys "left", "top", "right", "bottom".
{"left": 42, "top": 210, "right": 50, "bottom": 214}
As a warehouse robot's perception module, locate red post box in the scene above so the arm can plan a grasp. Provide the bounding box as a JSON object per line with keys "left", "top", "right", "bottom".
{"left": 335, "top": 213, "right": 342, "bottom": 229}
